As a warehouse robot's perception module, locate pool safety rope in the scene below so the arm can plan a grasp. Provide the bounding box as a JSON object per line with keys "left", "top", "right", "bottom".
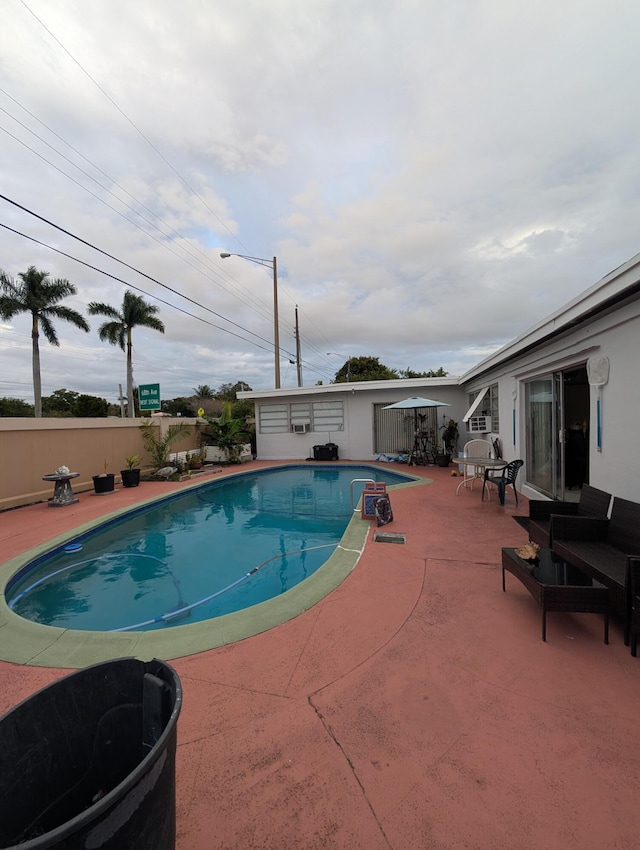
{"left": 7, "top": 553, "right": 186, "bottom": 612}
{"left": 110, "top": 542, "right": 340, "bottom": 632}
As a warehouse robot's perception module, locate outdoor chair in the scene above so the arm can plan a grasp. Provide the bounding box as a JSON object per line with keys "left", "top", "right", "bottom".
{"left": 528, "top": 484, "right": 612, "bottom": 548}
{"left": 482, "top": 459, "right": 524, "bottom": 506}
{"left": 460, "top": 439, "right": 492, "bottom": 490}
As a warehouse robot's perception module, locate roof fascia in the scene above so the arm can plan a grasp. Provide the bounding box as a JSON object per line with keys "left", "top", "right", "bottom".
{"left": 238, "top": 375, "right": 462, "bottom": 400}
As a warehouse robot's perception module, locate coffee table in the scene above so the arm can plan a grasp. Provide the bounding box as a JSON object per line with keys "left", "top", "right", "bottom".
{"left": 501, "top": 547, "right": 609, "bottom": 642}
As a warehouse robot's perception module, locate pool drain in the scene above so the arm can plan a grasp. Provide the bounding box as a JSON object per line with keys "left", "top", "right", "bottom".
{"left": 373, "top": 531, "right": 406, "bottom": 544}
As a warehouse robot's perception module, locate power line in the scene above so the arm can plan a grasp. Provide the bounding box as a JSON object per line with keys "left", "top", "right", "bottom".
{"left": 1, "top": 0, "right": 311, "bottom": 360}
{"left": 17, "top": 0, "right": 251, "bottom": 255}
{"left": 0, "top": 218, "right": 281, "bottom": 357}
{"left": 0, "top": 196, "right": 300, "bottom": 358}
{"left": 1, "top": 2, "right": 335, "bottom": 380}
{"left": 0, "top": 118, "right": 280, "bottom": 329}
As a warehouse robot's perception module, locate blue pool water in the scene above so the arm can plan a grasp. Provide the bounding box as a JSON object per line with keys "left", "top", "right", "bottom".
{"left": 6, "top": 465, "right": 415, "bottom": 632}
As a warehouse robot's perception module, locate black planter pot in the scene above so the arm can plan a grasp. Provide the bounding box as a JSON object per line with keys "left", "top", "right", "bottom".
{"left": 93, "top": 473, "right": 115, "bottom": 494}
{"left": 120, "top": 468, "right": 141, "bottom": 488}
{"left": 436, "top": 453, "right": 451, "bottom": 467}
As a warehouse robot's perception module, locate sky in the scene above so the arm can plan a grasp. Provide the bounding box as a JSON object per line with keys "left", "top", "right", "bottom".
{"left": 2, "top": 0, "right": 640, "bottom": 406}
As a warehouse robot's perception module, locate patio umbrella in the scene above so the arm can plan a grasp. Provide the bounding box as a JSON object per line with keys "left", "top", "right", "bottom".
{"left": 382, "top": 395, "right": 450, "bottom": 454}
{"left": 383, "top": 396, "right": 451, "bottom": 463}
{"left": 382, "top": 396, "right": 450, "bottom": 429}
{"left": 383, "top": 396, "right": 449, "bottom": 410}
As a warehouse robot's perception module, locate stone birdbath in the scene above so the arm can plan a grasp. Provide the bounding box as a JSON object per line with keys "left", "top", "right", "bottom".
{"left": 42, "top": 465, "right": 80, "bottom": 507}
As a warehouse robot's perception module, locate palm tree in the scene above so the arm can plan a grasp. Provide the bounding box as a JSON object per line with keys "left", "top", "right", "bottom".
{"left": 193, "top": 384, "right": 214, "bottom": 399}
{"left": 0, "top": 266, "right": 89, "bottom": 417}
{"left": 88, "top": 290, "right": 164, "bottom": 418}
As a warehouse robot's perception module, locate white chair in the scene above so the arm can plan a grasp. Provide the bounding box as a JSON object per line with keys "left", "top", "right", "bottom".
{"left": 460, "top": 439, "right": 493, "bottom": 491}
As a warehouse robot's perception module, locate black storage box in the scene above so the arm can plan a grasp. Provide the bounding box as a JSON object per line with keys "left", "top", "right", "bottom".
{"left": 313, "top": 443, "right": 339, "bottom": 461}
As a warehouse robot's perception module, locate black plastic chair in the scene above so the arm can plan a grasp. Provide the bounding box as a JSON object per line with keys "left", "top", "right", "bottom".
{"left": 482, "top": 459, "right": 524, "bottom": 506}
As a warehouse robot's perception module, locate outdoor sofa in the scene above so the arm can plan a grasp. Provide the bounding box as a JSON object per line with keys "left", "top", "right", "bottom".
{"left": 552, "top": 496, "right": 640, "bottom": 646}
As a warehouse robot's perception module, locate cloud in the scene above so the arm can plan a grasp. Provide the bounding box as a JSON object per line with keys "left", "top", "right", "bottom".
{"left": 2, "top": 0, "right": 640, "bottom": 404}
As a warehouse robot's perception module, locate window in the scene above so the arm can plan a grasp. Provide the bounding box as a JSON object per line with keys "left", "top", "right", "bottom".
{"left": 258, "top": 401, "right": 344, "bottom": 433}
{"left": 290, "top": 402, "right": 311, "bottom": 430}
{"left": 258, "top": 404, "right": 288, "bottom": 433}
{"left": 466, "top": 385, "right": 499, "bottom": 432}
{"left": 311, "top": 401, "right": 344, "bottom": 433}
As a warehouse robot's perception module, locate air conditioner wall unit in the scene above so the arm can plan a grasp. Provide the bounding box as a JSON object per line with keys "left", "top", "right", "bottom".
{"left": 291, "top": 423, "right": 311, "bottom": 433}
{"left": 468, "top": 415, "right": 492, "bottom": 433}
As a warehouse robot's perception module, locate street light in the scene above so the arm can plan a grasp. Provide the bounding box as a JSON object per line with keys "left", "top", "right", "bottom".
{"left": 220, "top": 252, "right": 280, "bottom": 389}
{"left": 327, "top": 352, "right": 351, "bottom": 381}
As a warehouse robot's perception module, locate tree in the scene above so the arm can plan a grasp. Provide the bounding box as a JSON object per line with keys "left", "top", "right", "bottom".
{"left": 42, "top": 388, "right": 79, "bottom": 416}
{"left": 193, "top": 384, "right": 214, "bottom": 399}
{"left": 161, "top": 396, "right": 196, "bottom": 417}
{"left": 0, "top": 266, "right": 90, "bottom": 417}
{"left": 139, "top": 420, "right": 192, "bottom": 470}
{"left": 88, "top": 290, "right": 164, "bottom": 418}
{"left": 191, "top": 384, "right": 220, "bottom": 417}
{"left": 334, "top": 356, "right": 398, "bottom": 382}
{"left": 216, "top": 381, "right": 252, "bottom": 401}
{"left": 397, "top": 366, "right": 448, "bottom": 378}
{"left": 0, "top": 397, "right": 34, "bottom": 417}
{"left": 74, "top": 394, "right": 109, "bottom": 417}
{"left": 204, "top": 402, "right": 248, "bottom": 463}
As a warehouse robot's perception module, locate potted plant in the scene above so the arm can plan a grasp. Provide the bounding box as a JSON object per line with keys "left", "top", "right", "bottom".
{"left": 93, "top": 460, "right": 115, "bottom": 494}
{"left": 120, "top": 454, "right": 141, "bottom": 487}
{"left": 186, "top": 452, "right": 203, "bottom": 471}
{"left": 437, "top": 419, "right": 459, "bottom": 467}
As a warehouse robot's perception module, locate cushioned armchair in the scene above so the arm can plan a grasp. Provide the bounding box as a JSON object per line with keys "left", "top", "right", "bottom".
{"left": 529, "top": 484, "right": 612, "bottom": 548}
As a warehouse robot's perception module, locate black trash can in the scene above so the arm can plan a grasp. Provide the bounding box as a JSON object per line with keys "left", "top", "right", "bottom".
{"left": 0, "top": 657, "right": 182, "bottom": 850}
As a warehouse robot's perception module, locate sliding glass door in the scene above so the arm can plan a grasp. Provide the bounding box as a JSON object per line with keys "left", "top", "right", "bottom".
{"left": 526, "top": 376, "right": 556, "bottom": 497}
{"left": 525, "top": 366, "right": 589, "bottom": 499}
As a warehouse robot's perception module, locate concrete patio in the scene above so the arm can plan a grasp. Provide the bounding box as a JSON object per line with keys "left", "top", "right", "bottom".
{"left": 1, "top": 461, "right": 639, "bottom": 849}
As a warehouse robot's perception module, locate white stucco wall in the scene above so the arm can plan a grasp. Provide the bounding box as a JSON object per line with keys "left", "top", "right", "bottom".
{"left": 462, "top": 296, "right": 640, "bottom": 502}
{"left": 240, "top": 379, "right": 468, "bottom": 461}
{"left": 241, "top": 254, "right": 640, "bottom": 501}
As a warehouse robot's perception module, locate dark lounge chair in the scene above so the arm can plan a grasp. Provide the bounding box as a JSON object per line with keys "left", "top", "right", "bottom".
{"left": 528, "top": 484, "right": 612, "bottom": 548}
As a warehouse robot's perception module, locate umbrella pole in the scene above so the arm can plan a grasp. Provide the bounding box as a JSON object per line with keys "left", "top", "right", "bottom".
{"left": 409, "top": 410, "right": 422, "bottom": 466}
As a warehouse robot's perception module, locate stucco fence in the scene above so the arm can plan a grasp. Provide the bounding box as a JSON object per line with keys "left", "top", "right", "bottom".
{"left": 0, "top": 417, "right": 205, "bottom": 511}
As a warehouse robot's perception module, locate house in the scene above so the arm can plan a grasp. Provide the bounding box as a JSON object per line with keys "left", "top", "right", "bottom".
{"left": 240, "top": 251, "right": 640, "bottom": 502}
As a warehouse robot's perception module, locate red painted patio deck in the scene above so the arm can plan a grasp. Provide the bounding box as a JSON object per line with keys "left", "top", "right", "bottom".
{"left": 1, "top": 461, "right": 639, "bottom": 849}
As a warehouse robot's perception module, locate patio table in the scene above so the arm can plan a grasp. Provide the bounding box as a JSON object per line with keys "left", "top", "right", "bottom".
{"left": 453, "top": 456, "right": 506, "bottom": 495}
{"left": 502, "top": 547, "right": 609, "bottom": 642}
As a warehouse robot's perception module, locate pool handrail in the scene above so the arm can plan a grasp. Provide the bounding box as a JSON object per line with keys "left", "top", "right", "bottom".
{"left": 350, "top": 479, "right": 376, "bottom": 512}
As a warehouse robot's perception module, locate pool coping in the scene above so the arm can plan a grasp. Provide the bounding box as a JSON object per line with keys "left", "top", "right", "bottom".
{"left": 0, "top": 464, "right": 428, "bottom": 668}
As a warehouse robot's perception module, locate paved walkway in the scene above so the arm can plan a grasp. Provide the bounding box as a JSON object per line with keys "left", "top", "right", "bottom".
{"left": 2, "top": 462, "right": 639, "bottom": 848}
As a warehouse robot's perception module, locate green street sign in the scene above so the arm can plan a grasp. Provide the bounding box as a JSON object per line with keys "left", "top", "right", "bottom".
{"left": 139, "top": 383, "right": 160, "bottom": 410}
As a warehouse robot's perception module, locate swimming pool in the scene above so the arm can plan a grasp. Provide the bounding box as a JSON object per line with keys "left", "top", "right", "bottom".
{"left": 6, "top": 464, "right": 416, "bottom": 633}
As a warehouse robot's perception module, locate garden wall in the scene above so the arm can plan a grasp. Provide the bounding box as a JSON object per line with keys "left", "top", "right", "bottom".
{"left": 0, "top": 417, "right": 200, "bottom": 511}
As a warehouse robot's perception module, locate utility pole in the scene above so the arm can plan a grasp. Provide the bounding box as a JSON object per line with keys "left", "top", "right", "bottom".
{"left": 294, "top": 306, "right": 303, "bottom": 387}
{"left": 118, "top": 384, "right": 126, "bottom": 418}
